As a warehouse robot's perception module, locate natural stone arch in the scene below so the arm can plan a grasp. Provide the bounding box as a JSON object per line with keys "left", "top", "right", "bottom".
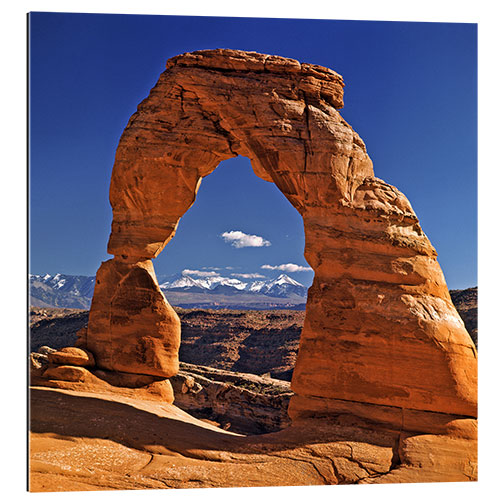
{"left": 86, "top": 49, "right": 477, "bottom": 423}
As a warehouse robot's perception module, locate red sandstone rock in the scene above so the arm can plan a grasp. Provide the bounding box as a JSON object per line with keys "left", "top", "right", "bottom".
{"left": 43, "top": 365, "right": 89, "bottom": 383}
{"left": 87, "top": 259, "right": 180, "bottom": 377}
{"left": 35, "top": 365, "right": 174, "bottom": 404}
{"left": 86, "top": 49, "right": 476, "bottom": 421}
{"left": 29, "top": 384, "right": 476, "bottom": 491}
{"left": 47, "top": 347, "right": 95, "bottom": 367}
{"left": 74, "top": 325, "right": 88, "bottom": 348}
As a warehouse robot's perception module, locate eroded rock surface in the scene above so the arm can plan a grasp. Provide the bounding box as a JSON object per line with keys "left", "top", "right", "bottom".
{"left": 87, "top": 259, "right": 180, "bottom": 377}
{"left": 29, "top": 384, "right": 476, "bottom": 491}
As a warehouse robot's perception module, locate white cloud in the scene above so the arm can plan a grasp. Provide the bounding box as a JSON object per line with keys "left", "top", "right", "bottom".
{"left": 220, "top": 230, "right": 271, "bottom": 248}
{"left": 261, "top": 263, "right": 313, "bottom": 272}
{"left": 182, "top": 269, "right": 220, "bottom": 277}
{"left": 231, "top": 273, "right": 266, "bottom": 279}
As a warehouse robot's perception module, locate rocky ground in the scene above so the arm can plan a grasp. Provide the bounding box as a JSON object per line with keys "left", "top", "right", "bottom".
{"left": 178, "top": 309, "right": 303, "bottom": 380}
{"left": 29, "top": 375, "right": 477, "bottom": 491}
{"left": 171, "top": 362, "right": 293, "bottom": 434}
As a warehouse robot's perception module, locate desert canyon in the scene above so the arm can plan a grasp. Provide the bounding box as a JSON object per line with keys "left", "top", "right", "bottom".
{"left": 29, "top": 49, "right": 477, "bottom": 491}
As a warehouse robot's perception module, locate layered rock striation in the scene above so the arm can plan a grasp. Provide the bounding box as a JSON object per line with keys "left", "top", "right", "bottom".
{"left": 83, "top": 49, "right": 476, "bottom": 435}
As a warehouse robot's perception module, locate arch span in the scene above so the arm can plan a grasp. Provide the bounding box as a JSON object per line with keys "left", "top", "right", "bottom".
{"left": 86, "top": 49, "right": 476, "bottom": 420}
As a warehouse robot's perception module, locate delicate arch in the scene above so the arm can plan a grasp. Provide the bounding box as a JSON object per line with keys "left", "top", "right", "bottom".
{"left": 86, "top": 49, "right": 477, "bottom": 421}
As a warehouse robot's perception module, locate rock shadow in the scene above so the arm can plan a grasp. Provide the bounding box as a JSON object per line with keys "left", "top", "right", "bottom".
{"left": 30, "top": 387, "right": 400, "bottom": 460}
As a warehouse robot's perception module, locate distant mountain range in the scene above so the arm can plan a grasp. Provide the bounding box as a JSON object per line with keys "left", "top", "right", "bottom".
{"left": 29, "top": 272, "right": 309, "bottom": 310}
{"left": 29, "top": 273, "right": 96, "bottom": 309}
{"left": 160, "top": 273, "right": 307, "bottom": 297}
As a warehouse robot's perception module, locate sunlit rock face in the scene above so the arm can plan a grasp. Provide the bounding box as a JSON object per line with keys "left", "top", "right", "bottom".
{"left": 86, "top": 49, "right": 476, "bottom": 419}
{"left": 87, "top": 259, "right": 180, "bottom": 378}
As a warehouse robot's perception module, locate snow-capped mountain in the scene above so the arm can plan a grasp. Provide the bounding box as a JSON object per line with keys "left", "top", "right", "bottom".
{"left": 159, "top": 273, "right": 307, "bottom": 298}
{"left": 161, "top": 275, "right": 248, "bottom": 291}
{"left": 29, "top": 273, "right": 96, "bottom": 309}
{"left": 259, "top": 274, "right": 307, "bottom": 298}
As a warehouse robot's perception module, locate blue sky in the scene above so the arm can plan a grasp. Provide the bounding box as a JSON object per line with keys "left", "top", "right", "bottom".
{"left": 28, "top": 13, "right": 477, "bottom": 289}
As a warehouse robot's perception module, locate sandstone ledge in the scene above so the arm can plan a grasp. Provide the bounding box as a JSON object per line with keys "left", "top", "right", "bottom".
{"left": 31, "top": 365, "right": 174, "bottom": 404}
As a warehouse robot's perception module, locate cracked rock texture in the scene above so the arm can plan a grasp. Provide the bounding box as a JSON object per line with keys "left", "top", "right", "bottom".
{"left": 29, "top": 381, "right": 477, "bottom": 491}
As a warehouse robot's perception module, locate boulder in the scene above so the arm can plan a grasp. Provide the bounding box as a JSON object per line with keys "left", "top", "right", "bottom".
{"left": 47, "top": 347, "right": 95, "bottom": 367}
{"left": 37, "top": 345, "right": 56, "bottom": 356}
{"left": 43, "top": 365, "right": 88, "bottom": 382}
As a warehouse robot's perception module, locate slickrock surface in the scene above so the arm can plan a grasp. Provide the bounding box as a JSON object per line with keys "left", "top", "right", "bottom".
{"left": 30, "top": 310, "right": 476, "bottom": 489}
{"left": 29, "top": 383, "right": 476, "bottom": 491}
{"left": 31, "top": 345, "right": 293, "bottom": 436}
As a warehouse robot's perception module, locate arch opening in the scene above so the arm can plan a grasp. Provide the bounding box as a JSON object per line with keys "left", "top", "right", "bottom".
{"left": 147, "top": 155, "right": 313, "bottom": 435}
